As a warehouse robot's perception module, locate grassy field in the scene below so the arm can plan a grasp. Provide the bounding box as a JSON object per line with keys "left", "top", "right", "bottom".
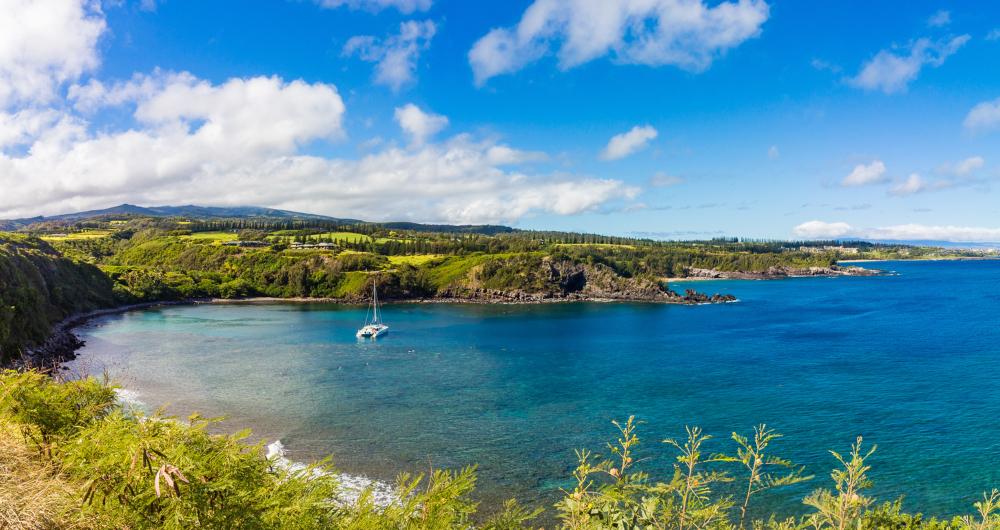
{"left": 40, "top": 229, "right": 113, "bottom": 241}
{"left": 421, "top": 253, "right": 532, "bottom": 288}
{"left": 388, "top": 254, "right": 444, "bottom": 266}
{"left": 267, "top": 232, "right": 374, "bottom": 243}
{"left": 181, "top": 231, "right": 238, "bottom": 242}
{"left": 334, "top": 270, "right": 371, "bottom": 297}
{"left": 554, "top": 243, "right": 637, "bottom": 249}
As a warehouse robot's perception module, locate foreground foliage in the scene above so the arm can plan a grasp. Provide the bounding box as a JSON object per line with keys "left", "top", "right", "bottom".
{"left": 2, "top": 371, "right": 997, "bottom": 529}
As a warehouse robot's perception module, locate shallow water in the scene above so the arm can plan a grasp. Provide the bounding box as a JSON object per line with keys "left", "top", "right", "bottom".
{"left": 68, "top": 259, "right": 1000, "bottom": 519}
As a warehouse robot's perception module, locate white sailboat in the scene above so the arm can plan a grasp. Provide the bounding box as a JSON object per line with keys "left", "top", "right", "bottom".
{"left": 356, "top": 281, "right": 389, "bottom": 338}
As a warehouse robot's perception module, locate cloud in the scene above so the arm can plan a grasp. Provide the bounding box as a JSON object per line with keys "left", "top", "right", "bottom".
{"left": 841, "top": 160, "right": 887, "bottom": 187}
{"left": 964, "top": 98, "right": 1000, "bottom": 133}
{"left": 1, "top": 69, "right": 634, "bottom": 224}
{"left": 600, "top": 125, "right": 658, "bottom": 161}
{"left": 468, "top": 0, "right": 769, "bottom": 86}
{"left": 69, "top": 71, "right": 347, "bottom": 150}
{"left": 393, "top": 103, "right": 448, "bottom": 145}
{"left": 793, "top": 220, "right": 853, "bottom": 239}
{"left": 0, "top": 0, "right": 106, "bottom": 107}
{"left": 988, "top": 29, "right": 1000, "bottom": 41}
{"left": 889, "top": 173, "right": 928, "bottom": 196}
{"left": 947, "top": 155, "right": 985, "bottom": 176}
{"left": 314, "top": 0, "right": 431, "bottom": 13}
{"left": 0, "top": 0, "right": 638, "bottom": 225}
{"left": 887, "top": 158, "right": 987, "bottom": 196}
{"left": 794, "top": 220, "right": 1000, "bottom": 243}
{"left": 768, "top": 145, "right": 779, "bottom": 160}
{"left": 343, "top": 20, "right": 436, "bottom": 91}
{"left": 0, "top": 108, "right": 63, "bottom": 148}
{"left": 848, "top": 35, "right": 969, "bottom": 94}
{"left": 927, "top": 10, "right": 951, "bottom": 27}
{"left": 810, "top": 58, "right": 842, "bottom": 73}
{"left": 649, "top": 171, "right": 684, "bottom": 187}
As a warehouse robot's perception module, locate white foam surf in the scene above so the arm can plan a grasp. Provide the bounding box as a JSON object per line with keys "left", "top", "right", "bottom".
{"left": 266, "top": 440, "right": 397, "bottom": 508}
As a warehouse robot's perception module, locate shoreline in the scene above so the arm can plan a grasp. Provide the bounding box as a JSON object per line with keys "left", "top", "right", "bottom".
{"left": 13, "top": 290, "right": 735, "bottom": 370}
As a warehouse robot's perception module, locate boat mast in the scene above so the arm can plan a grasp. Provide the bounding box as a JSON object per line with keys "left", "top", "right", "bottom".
{"left": 372, "top": 281, "right": 379, "bottom": 324}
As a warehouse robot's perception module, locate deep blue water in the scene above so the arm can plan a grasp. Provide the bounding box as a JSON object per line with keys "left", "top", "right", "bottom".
{"left": 68, "top": 260, "right": 1000, "bottom": 518}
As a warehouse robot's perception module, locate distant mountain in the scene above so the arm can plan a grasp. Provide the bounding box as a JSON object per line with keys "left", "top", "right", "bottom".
{"left": 0, "top": 204, "right": 517, "bottom": 235}
{"left": 381, "top": 221, "right": 516, "bottom": 236}
{"left": 0, "top": 204, "right": 358, "bottom": 230}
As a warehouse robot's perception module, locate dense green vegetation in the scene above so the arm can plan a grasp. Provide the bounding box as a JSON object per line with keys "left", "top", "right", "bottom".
{"left": 0, "top": 235, "right": 116, "bottom": 363}
{"left": 2, "top": 370, "right": 997, "bottom": 529}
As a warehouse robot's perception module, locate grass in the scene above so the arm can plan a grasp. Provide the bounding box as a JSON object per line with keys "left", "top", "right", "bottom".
{"left": 180, "top": 231, "right": 238, "bottom": 243}
{"left": 388, "top": 254, "right": 444, "bottom": 266}
{"left": 309, "top": 232, "right": 372, "bottom": 243}
{"left": 334, "top": 271, "right": 372, "bottom": 297}
{"left": 423, "top": 252, "right": 531, "bottom": 288}
{"left": 39, "top": 230, "right": 112, "bottom": 242}
{"left": 0, "top": 414, "right": 109, "bottom": 529}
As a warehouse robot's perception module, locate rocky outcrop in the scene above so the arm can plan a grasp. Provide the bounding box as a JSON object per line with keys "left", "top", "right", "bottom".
{"left": 684, "top": 264, "right": 880, "bottom": 280}
{"left": 16, "top": 326, "right": 84, "bottom": 369}
{"left": 12, "top": 301, "right": 187, "bottom": 369}
{"left": 440, "top": 257, "right": 735, "bottom": 304}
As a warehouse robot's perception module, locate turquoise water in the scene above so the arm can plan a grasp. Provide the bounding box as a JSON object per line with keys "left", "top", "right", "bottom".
{"left": 69, "top": 260, "right": 1000, "bottom": 519}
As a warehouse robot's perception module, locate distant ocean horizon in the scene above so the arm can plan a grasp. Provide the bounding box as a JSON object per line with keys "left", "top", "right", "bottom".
{"left": 68, "top": 259, "right": 1000, "bottom": 519}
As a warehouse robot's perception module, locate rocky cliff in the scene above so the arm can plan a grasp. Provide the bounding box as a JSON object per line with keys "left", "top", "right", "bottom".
{"left": 442, "top": 256, "right": 735, "bottom": 304}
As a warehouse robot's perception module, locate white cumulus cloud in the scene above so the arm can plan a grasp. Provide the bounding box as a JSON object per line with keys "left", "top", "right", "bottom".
{"left": 794, "top": 221, "right": 1000, "bottom": 243}
{"left": 964, "top": 98, "right": 1000, "bottom": 133}
{"left": 2, "top": 73, "right": 633, "bottom": 224}
{"left": 393, "top": 103, "right": 448, "bottom": 145}
{"left": 468, "top": 0, "right": 769, "bottom": 86}
{"left": 0, "top": 0, "right": 106, "bottom": 107}
{"left": 0, "top": 0, "right": 642, "bottom": 225}
{"left": 600, "top": 125, "right": 658, "bottom": 161}
{"left": 848, "top": 35, "right": 969, "bottom": 94}
{"left": 343, "top": 20, "right": 436, "bottom": 91}
{"left": 793, "top": 220, "right": 853, "bottom": 239}
{"left": 842, "top": 160, "right": 887, "bottom": 187}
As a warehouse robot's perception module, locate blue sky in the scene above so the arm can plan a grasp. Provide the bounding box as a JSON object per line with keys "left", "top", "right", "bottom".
{"left": 1, "top": 0, "right": 1000, "bottom": 241}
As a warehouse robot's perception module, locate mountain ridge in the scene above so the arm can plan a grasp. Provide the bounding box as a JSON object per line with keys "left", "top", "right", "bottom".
{"left": 0, "top": 204, "right": 516, "bottom": 235}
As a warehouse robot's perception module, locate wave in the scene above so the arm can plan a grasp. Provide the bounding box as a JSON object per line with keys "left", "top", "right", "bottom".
{"left": 266, "top": 440, "right": 397, "bottom": 508}
{"left": 114, "top": 388, "right": 148, "bottom": 414}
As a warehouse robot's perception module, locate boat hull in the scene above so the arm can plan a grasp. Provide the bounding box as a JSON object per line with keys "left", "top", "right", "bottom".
{"left": 356, "top": 325, "right": 389, "bottom": 338}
